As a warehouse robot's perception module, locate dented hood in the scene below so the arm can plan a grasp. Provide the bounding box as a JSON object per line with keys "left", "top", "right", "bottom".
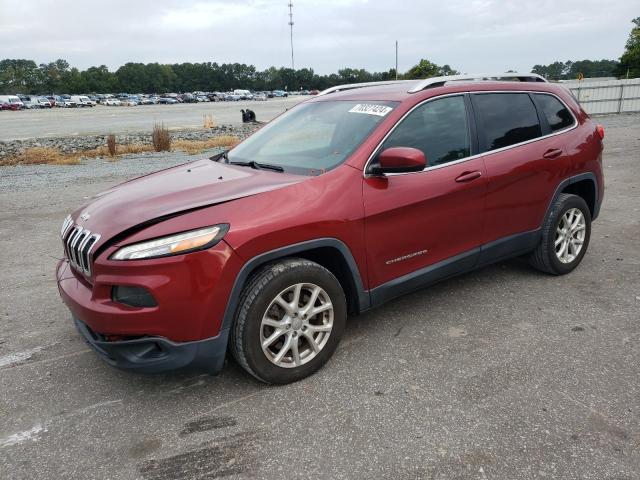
{"left": 72, "top": 159, "right": 305, "bottom": 241}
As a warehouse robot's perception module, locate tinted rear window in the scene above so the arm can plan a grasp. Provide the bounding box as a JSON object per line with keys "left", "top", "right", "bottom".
{"left": 474, "top": 93, "right": 542, "bottom": 151}
{"left": 534, "top": 94, "right": 574, "bottom": 132}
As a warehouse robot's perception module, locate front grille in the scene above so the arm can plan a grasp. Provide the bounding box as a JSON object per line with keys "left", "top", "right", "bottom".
{"left": 61, "top": 216, "right": 101, "bottom": 277}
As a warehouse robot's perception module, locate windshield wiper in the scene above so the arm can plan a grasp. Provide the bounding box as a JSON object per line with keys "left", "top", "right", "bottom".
{"left": 229, "top": 160, "right": 284, "bottom": 172}
{"left": 210, "top": 151, "right": 284, "bottom": 172}
{"left": 209, "top": 150, "right": 229, "bottom": 162}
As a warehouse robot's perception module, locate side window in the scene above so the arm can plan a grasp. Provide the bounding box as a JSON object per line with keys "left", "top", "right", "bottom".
{"left": 473, "top": 93, "right": 542, "bottom": 151}
{"left": 379, "top": 96, "right": 470, "bottom": 167}
{"left": 534, "top": 93, "right": 574, "bottom": 132}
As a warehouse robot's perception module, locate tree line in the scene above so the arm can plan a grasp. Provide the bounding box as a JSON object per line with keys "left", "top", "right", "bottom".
{"left": 531, "top": 59, "right": 620, "bottom": 81}
{"left": 0, "top": 58, "right": 459, "bottom": 95}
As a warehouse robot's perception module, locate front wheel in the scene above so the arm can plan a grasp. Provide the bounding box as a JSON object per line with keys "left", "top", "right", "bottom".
{"left": 530, "top": 193, "right": 591, "bottom": 275}
{"left": 230, "top": 258, "right": 346, "bottom": 384}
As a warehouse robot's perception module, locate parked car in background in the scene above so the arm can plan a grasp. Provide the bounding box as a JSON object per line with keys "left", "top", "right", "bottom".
{"left": 57, "top": 98, "right": 76, "bottom": 108}
{"left": 234, "top": 89, "right": 253, "bottom": 100}
{"left": 1, "top": 101, "right": 18, "bottom": 111}
{"left": 272, "top": 90, "right": 288, "bottom": 97}
{"left": 158, "top": 97, "right": 178, "bottom": 104}
{"left": 224, "top": 92, "right": 242, "bottom": 101}
{"left": 180, "top": 93, "right": 197, "bottom": 103}
{"left": 121, "top": 96, "right": 139, "bottom": 106}
{"left": 37, "top": 97, "right": 52, "bottom": 108}
{"left": 20, "top": 96, "right": 43, "bottom": 109}
{"left": 254, "top": 92, "right": 267, "bottom": 101}
{"left": 0, "top": 95, "right": 25, "bottom": 110}
{"left": 309, "top": 90, "right": 319, "bottom": 95}
{"left": 70, "top": 95, "right": 94, "bottom": 107}
{"left": 103, "top": 98, "right": 122, "bottom": 106}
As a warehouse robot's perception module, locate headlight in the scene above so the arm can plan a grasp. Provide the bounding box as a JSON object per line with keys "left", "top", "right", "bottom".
{"left": 111, "top": 225, "right": 228, "bottom": 260}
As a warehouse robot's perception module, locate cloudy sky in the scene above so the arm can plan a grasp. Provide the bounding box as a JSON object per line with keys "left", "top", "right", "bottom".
{"left": 0, "top": 0, "right": 636, "bottom": 73}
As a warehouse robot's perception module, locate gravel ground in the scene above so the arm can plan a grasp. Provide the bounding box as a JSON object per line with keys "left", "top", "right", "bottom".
{"left": 0, "top": 149, "right": 224, "bottom": 192}
{"left": 0, "top": 114, "right": 639, "bottom": 479}
{"left": 0, "top": 97, "right": 303, "bottom": 141}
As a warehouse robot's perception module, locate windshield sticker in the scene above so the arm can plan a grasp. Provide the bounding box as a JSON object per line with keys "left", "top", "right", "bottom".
{"left": 348, "top": 104, "right": 393, "bottom": 117}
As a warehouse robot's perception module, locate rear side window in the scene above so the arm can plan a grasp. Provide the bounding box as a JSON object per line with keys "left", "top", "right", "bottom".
{"left": 473, "top": 93, "right": 541, "bottom": 151}
{"left": 379, "top": 95, "right": 470, "bottom": 167}
{"left": 534, "top": 94, "right": 574, "bottom": 132}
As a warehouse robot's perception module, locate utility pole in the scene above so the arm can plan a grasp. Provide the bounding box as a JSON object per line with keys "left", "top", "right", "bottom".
{"left": 288, "top": 2, "right": 295, "bottom": 70}
{"left": 395, "top": 40, "right": 398, "bottom": 80}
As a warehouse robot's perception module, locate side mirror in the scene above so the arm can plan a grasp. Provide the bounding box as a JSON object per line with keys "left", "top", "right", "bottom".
{"left": 371, "top": 147, "right": 426, "bottom": 175}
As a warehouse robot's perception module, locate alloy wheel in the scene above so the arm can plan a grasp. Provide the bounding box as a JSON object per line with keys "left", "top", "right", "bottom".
{"left": 260, "top": 283, "right": 334, "bottom": 368}
{"left": 554, "top": 208, "right": 586, "bottom": 264}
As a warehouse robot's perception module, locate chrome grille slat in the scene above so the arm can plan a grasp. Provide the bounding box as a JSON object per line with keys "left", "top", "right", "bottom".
{"left": 60, "top": 215, "right": 73, "bottom": 238}
{"left": 70, "top": 228, "right": 85, "bottom": 267}
{"left": 60, "top": 218, "right": 101, "bottom": 277}
{"left": 65, "top": 227, "right": 79, "bottom": 260}
{"left": 77, "top": 234, "right": 93, "bottom": 273}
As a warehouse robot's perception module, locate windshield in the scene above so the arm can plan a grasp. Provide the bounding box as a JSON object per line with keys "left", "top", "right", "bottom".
{"left": 228, "top": 100, "right": 397, "bottom": 175}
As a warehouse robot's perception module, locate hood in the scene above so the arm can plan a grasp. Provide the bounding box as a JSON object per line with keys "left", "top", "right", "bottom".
{"left": 72, "top": 159, "right": 305, "bottom": 243}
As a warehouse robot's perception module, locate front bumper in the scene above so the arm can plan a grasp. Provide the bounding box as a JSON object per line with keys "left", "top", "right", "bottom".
{"left": 74, "top": 317, "right": 228, "bottom": 374}
{"left": 56, "top": 239, "right": 243, "bottom": 373}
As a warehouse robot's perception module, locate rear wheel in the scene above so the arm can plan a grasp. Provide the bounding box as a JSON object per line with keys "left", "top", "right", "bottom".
{"left": 230, "top": 258, "right": 346, "bottom": 384}
{"left": 530, "top": 193, "right": 591, "bottom": 275}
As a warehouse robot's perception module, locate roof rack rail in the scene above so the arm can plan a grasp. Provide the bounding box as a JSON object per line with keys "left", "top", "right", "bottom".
{"left": 317, "top": 80, "right": 414, "bottom": 96}
{"left": 407, "top": 73, "right": 547, "bottom": 93}
{"left": 316, "top": 73, "right": 547, "bottom": 97}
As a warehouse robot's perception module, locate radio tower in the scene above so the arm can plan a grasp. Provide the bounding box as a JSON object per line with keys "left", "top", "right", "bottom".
{"left": 288, "top": 2, "right": 295, "bottom": 70}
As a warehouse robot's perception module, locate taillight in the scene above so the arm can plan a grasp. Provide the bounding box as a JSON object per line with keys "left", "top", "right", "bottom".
{"left": 596, "top": 124, "right": 605, "bottom": 140}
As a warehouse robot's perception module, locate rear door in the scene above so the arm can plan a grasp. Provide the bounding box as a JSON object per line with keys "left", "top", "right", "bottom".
{"left": 471, "top": 92, "right": 574, "bottom": 247}
{"left": 363, "top": 94, "right": 487, "bottom": 295}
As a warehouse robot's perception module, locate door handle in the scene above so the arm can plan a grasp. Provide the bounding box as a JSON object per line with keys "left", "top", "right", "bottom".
{"left": 455, "top": 171, "right": 482, "bottom": 183}
{"left": 543, "top": 148, "right": 563, "bottom": 159}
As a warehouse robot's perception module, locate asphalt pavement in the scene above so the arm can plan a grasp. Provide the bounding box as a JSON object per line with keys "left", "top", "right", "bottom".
{"left": 0, "top": 114, "right": 638, "bottom": 479}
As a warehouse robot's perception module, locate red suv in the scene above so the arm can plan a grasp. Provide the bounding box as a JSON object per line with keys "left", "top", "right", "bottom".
{"left": 57, "top": 73, "right": 604, "bottom": 384}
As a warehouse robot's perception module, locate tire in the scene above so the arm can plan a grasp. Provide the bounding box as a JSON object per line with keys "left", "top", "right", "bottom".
{"left": 230, "top": 258, "right": 347, "bottom": 384}
{"left": 530, "top": 193, "right": 591, "bottom": 275}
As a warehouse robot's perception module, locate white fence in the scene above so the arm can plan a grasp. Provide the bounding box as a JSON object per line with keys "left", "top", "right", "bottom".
{"left": 563, "top": 79, "right": 640, "bottom": 115}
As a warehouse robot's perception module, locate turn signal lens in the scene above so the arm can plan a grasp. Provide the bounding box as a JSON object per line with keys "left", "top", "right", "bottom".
{"left": 596, "top": 124, "right": 605, "bottom": 140}
{"left": 111, "top": 225, "right": 228, "bottom": 260}
{"left": 170, "top": 231, "right": 217, "bottom": 254}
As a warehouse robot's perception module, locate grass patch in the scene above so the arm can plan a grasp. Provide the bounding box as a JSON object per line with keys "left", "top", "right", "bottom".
{"left": 172, "top": 136, "right": 240, "bottom": 155}
{"left": 107, "top": 134, "right": 116, "bottom": 157}
{"left": 2, "top": 147, "right": 82, "bottom": 166}
{"left": 0, "top": 135, "right": 241, "bottom": 166}
{"left": 152, "top": 123, "right": 171, "bottom": 152}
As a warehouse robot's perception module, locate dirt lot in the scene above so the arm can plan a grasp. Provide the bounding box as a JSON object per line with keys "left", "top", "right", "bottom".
{"left": 0, "top": 97, "right": 303, "bottom": 141}
{"left": 0, "top": 114, "right": 639, "bottom": 479}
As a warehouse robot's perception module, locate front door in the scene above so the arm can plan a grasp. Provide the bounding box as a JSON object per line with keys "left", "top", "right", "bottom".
{"left": 362, "top": 94, "right": 486, "bottom": 301}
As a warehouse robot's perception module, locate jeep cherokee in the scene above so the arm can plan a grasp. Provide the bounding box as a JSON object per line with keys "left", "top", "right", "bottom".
{"left": 56, "top": 73, "right": 604, "bottom": 384}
